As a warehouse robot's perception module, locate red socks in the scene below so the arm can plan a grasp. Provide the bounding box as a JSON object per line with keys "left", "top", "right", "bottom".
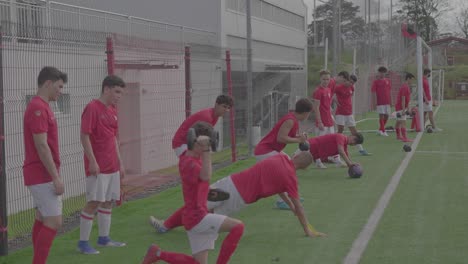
{"left": 164, "top": 207, "right": 183, "bottom": 229}
{"left": 160, "top": 251, "right": 199, "bottom": 264}
{"left": 216, "top": 223, "right": 244, "bottom": 264}
{"left": 32, "top": 219, "right": 43, "bottom": 246}
{"left": 379, "top": 118, "right": 385, "bottom": 132}
{"left": 401, "top": 128, "right": 408, "bottom": 139}
{"left": 396, "top": 128, "right": 401, "bottom": 139}
{"left": 33, "top": 224, "right": 57, "bottom": 264}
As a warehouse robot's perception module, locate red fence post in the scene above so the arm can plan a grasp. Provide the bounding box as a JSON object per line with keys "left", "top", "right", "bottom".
{"left": 106, "top": 37, "right": 115, "bottom": 75}
{"left": 0, "top": 31, "right": 8, "bottom": 256}
{"left": 226, "top": 50, "right": 237, "bottom": 162}
{"left": 185, "top": 46, "right": 192, "bottom": 118}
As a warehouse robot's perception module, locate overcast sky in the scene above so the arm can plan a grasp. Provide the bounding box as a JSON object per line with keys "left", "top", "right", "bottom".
{"left": 302, "top": 0, "right": 465, "bottom": 35}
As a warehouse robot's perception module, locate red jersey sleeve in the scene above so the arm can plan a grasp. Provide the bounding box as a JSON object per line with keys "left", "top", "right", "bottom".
{"left": 312, "top": 88, "right": 321, "bottom": 101}
{"left": 285, "top": 174, "right": 299, "bottom": 199}
{"left": 81, "top": 104, "right": 96, "bottom": 135}
{"left": 26, "top": 107, "right": 49, "bottom": 134}
{"left": 371, "top": 80, "right": 377, "bottom": 92}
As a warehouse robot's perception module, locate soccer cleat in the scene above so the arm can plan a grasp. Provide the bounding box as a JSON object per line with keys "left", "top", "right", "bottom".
{"left": 77, "top": 241, "right": 100, "bottom": 255}
{"left": 97, "top": 236, "right": 126, "bottom": 247}
{"left": 401, "top": 138, "right": 413, "bottom": 142}
{"left": 396, "top": 136, "right": 403, "bottom": 140}
{"left": 275, "top": 200, "right": 291, "bottom": 210}
{"left": 315, "top": 160, "right": 327, "bottom": 169}
{"left": 149, "top": 216, "right": 169, "bottom": 233}
{"left": 432, "top": 127, "right": 443, "bottom": 132}
{"left": 382, "top": 132, "right": 389, "bottom": 136}
{"left": 359, "top": 149, "right": 372, "bottom": 156}
{"left": 207, "top": 188, "right": 230, "bottom": 202}
{"left": 142, "top": 244, "right": 161, "bottom": 264}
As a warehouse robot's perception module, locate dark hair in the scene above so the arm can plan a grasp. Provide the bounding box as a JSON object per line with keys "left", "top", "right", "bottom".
{"left": 188, "top": 122, "right": 214, "bottom": 150}
{"left": 354, "top": 133, "right": 364, "bottom": 145}
{"left": 405, "top": 73, "right": 415, "bottom": 80}
{"left": 215, "top": 95, "right": 234, "bottom": 107}
{"left": 377, "top": 66, "right": 388, "bottom": 73}
{"left": 319, "top": 70, "right": 331, "bottom": 76}
{"left": 338, "top": 71, "right": 350, "bottom": 81}
{"left": 37, "top": 66, "right": 68, "bottom": 86}
{"left": 423, "top": 69, "right": 431, "bottom": 75}
{"left": 101, "top": 75, "right": 126, "bottom": 93}
{"left": 295, "top": 98, "right": 313, "bottom": 113}
{"left": 350, "top": 74, "right": 358, "bottom": 83}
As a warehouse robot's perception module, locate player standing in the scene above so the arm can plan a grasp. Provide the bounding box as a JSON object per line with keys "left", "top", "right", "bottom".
{"left": 23, "top": 67, "right": 67, "bottom": 264}
{"left": 371, "top": 66, "right": 392, "bottom": 136}
{"left": 395, "top": 73, "right": 414, "bottom": 142}
{"left": 77, "top": 75, "right": 127, "bottom": 254}
{"left": 334, "top": 74, "right": 371, "bottom": 155}
{"left": 422, "top": 69, "right": 442, "bottom": 132}
{"left": 142, "top": 122, "right": 244, "bottom": 264}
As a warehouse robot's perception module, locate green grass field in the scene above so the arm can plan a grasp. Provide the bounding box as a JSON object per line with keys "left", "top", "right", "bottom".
{"left": 3, "top": 100, "right": 467, "bottom": 264}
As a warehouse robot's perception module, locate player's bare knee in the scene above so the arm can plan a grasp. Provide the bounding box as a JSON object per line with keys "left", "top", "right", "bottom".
{"left": 100, "top": 201, "right": 112, "bottom": 209}
{"left": 84, "top": 201, "right": 100, "bottom": 213}
{"left": 43, "top": 216, "right": 62, "bottom": 230}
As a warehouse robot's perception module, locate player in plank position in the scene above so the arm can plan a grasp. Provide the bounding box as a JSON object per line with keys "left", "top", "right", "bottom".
{"left": 149, "top": 151, "right": 326, "bottom": 238}
{"left": 142, "top": 122, "right": 244, "bottom": 264}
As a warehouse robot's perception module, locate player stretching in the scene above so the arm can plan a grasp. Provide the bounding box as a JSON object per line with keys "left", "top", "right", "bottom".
{"left": 77, "top": 76, "right": 127, "bottom": 254}
{"left": 172, "top": 95, "right": 233, "bottom": 157}
{"left": 149, "top": 152, "right": 326, "bottom": 238}
{"left": 142, "top": 122, "right": 244, "bottom": 264}
{"left": 395, "top": 73, "right": 414, "bottom": 142}
{"left": 371, "top": 66, "right": 392, "bottom": 136}
{"left": 23, "top": 67, "right": 67, "bottom": 264}
{"left": 334, "top": 74, "right": 371, "bottom": 155}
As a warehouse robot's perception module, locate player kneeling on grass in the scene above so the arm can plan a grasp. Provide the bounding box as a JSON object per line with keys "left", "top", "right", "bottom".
{"left": 77, "top": 76, "right": 127, "bottom": 254}
{"left": 149, "top": 151, "right": 326, "bottom": 238}
{"left": 395, "top": 73, "right": 414, "bottom": 142}
{"left": 142, "top": 122, "right": 244, "bottom": 264}
{"left": 307, "top": 133, "right": 363, "bottom": 169}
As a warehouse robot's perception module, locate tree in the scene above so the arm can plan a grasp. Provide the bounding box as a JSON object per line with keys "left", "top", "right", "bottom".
{"left": 307, "top": 0, "right": 366, "bottom": 46}
{"left": 396, "top": 0, "right": 450, "bottom": 41}
{"left": 456, "top": 6, "right": 468, "bottom": 38}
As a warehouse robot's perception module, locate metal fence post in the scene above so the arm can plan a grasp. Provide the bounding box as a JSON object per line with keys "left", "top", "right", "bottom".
{"left": 0, "top": 31, "right": 8, "bottom": 256}
{"left": 185, "top": 46, "right": 191, "bottom": 118}
{"left": 225, "top": 50, "right": 236, "bottom": 162}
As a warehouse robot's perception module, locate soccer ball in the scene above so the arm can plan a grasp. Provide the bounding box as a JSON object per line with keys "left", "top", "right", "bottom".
{"left": 348, "top": 164, "right": 363, "bottom": 178}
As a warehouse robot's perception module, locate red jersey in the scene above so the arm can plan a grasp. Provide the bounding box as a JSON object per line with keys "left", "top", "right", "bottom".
{"left": 232, "top": 154, "right": 299, "bottom": 203}
{"left": 312, "top": 86, "right": 334, "bottom": 127}
{"left": 423, "top": 77, "right": 431, "bottom": 102}
{"left": 254, "top": 112, "right": 299, "bottom": 155}
{"left": 81, "top": 100, "right": 120, "bottom": 176}
{"left": 308, "top": 133, "right": 348, "bottom": 161}
{"left": 23, "top": 96, "right": 60, "bottom": 186}
{"left": 371, "top": 78, "right": 392, "bottom": 105}
{"left": 172, "top": 108, "right": 218, "bottom": 149}
{"left": 334, "top": 84, "right": 354, "bottom": 115}
{"left": 395, "top": 83, "right": 411, "bottom": 111}
{"left": 179, "top": 153, "right": 209, "bottom": 230}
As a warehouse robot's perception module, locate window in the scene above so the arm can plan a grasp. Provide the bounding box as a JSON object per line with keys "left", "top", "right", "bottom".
{"left": 17, "top": 0, "right": 45, "bottom": 42}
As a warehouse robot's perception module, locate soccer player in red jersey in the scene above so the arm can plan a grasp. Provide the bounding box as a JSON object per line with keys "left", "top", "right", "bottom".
{"left": 312, "top": 70, "right": 335, "bottom": 136}
{"left": 149, "top": 152, "right": 326, "bottom": 238}
{"left": 422, "top": 69, "right": 442, "bottom": 132}
{"left": 334, "top": 74, "right": 371, "bottom": 156}
{"left": 371, "top": 66, "right": 392, "bottom": 136}
{"left": 304, "top": 133, "right": 363, "bottom": 169}
{"left": 23, "top": 67, "right": 67, "bottom": 264}
{"left": 172, "top": 95, "right": 233, "bottom": 157}
{"left": 77, "top": 76, "right": 127, "bottom": 254}
{"left": 254, "top": 98, "right": 312, "bottom": 161}
{"left": 142, "top": 122, "right": 244, "bottom": 264}
{"left": 395, "top": 73, "right": 414, "bottom": 142}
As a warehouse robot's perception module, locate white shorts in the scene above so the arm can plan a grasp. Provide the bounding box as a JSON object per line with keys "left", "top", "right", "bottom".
{"left": 396, "top": 110, "right": 407, "bottom": 121}
{"left": 376, "top": 105, "right": 391, "bottom": 115}
{"left": 174, "top": 144, "right": 188, "bottom": 157}
{"left": 208, "top": 176, "right": 246, "bottom": 216}
{"left": 187, "top": 213, "right": 227, "bottom": 254}
{"left": 28, "top": 182, "right": 63, "bottom": 217}
{"left": 424, "top": 101, "right": 433, "bottom": 112}
{"left": 315, "top": 125, "right": 335, "bottom": 136}
{"left": 255, "top": 150, "right": 286, "bottom": 162}
{"left": 86, "top": 172, "right": 120, "bottom": 202}
{"left": 335, "top": 115, "right": 356, "bottom": 127}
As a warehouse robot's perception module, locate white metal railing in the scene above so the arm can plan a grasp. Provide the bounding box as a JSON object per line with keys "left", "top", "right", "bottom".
{"left": 0, "top": 0, "right": 218, "bottom": 45}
